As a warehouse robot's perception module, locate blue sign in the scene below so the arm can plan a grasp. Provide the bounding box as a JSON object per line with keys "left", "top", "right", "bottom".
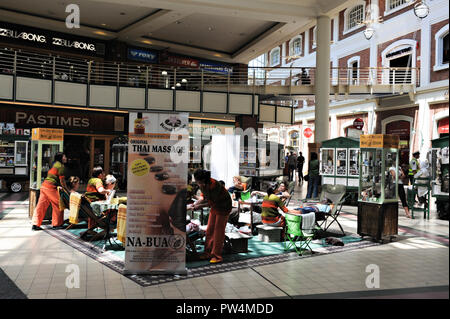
{"left": 199, "top": 61, "right": 233, "bottom": 75}
{"left": 128, "top": 48, "right": 158, "bottom": 63}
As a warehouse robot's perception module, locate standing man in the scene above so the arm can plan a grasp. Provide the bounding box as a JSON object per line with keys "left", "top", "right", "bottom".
{"left": 288, "top": 152, "right": 297, "bottom": 182}
{"left": 297, "top": 152, "right": 305, "bottom": 185}
{"left": 408, "top": 151, "right": 420, "bottom": 185}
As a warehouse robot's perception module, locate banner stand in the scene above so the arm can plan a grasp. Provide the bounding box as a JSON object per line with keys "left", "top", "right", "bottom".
{"left": 124, "top": 111, "right": 189, "bottom": 275}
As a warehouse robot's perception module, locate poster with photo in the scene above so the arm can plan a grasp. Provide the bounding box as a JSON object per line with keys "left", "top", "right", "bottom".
{"left": 124, "top": 111, "right": 189, "bottom": 275}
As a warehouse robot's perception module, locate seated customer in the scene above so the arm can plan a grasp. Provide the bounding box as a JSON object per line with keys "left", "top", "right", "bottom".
{"left": 84, "top": 167, "right": 111, "bottom": 232}
{"left": 261, "top": 185, "right": 298, "bottom": 239}
{"left": 252, "top": 182, "right": 291, "bottom": 202}
{"left": 228, "top": 176, "right": 247, "bottom": 199}
{"left": 67, "top": 176, "right": 81, "bottom": 194}
{"left": 105, "top": 174, "right": 117, "bottom": 190}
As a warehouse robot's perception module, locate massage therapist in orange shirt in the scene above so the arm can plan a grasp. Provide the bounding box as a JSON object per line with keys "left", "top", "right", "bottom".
{"left": 31, "top": 152, "right": 68, "bottom": 230}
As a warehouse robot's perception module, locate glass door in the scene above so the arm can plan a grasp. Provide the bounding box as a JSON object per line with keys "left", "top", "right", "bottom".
{"left": 15, "top": 140, "right": 28, "bottom": 166}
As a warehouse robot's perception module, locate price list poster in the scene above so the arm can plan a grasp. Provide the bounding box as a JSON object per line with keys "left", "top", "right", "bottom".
{"left": 124, "top": 112, "right": 189, "bottom": 275}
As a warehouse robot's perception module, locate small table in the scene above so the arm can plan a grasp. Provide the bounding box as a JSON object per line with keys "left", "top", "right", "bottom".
{"left": 90, "top": 200, "right": 119, "bottom": 217}
{"left": 237, "top": 198, "right": 263, "bottom": 232}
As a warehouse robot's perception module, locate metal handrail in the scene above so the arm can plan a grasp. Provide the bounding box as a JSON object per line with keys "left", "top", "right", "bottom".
{"left": 0, "top": 46, "right": 420, "bottom": 91}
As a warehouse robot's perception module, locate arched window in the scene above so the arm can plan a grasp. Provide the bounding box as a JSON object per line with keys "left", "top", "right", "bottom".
{"left": 348, "top": 56, "right": 360, "bottom": 85}
{"left": 386, "top": 0, "right": 408, "bottom": 12}
{"left": 312, "top": 26, "right": 317, "bottom": 49}
{"left": 346, "top": 5, "right": 364, "bottom": 32}
{"left": 289, "top": 36, "right": 303, "bottom": 57}
{"left": 434, "top": 25, "right": 449, "bottom": 71}
{"left": 270, "top": 47, "right": 281, "bottom": 66}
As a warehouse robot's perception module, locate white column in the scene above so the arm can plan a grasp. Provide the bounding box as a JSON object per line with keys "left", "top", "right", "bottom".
{"left": 304, "top": 26, "right": 310, "bottom": 56}
{"left": 333, "top": 16, "right": 339, "bottom": 44}
{"left": 314, "top": 15, "right": 331, "bottom": 143}
{"left": 330, "top": 113, "right": 338, "bottom": 138}
{"left": 417, "top": 98, "right": 431, "bottom": 158}
{"left": 369, "top": 0, "right": 379, "bottom": 84}
{"left": 419, "top": 15, "right": 431, "bottom": 86}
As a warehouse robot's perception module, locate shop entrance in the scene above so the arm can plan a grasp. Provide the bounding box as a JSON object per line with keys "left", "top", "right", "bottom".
{"left": 64, "top": 134, "right": 114, "bottom": 184}
{"left": 386, "top": 120, "right": 410, "bottom": 167}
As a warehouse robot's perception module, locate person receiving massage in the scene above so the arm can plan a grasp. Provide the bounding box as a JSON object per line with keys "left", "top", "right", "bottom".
{"left": 84, "top": 166, "right": 111, "bottom": 232}
{"left": 67, "top": 176, "right": 81, "bottom": 194}
{"left": 251, "top": 182, "right": 291, "bottom": 202}
{"left": 104, "top": 174, "right": 117, "bottom": 191}
{"left": 31, "top": 152, "right": 68, "bottom": 230}
{"left": 261, "top": 185, "right": 299, "bottom": 240}
{"left": 191, "top": 169, "right": 232, "bottom": 264}
{"left": 227, "top": 176, "right": 248, "bottom": 200}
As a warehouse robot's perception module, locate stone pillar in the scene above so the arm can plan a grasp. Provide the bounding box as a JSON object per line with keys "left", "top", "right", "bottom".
{"left": 314, "top": 15, "right": 331, "bottom": 143}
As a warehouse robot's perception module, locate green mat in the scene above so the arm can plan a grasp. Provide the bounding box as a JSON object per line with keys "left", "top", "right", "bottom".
{"left": 64, "top": 224, "right": 362, "bottom": 269}
{"left": 186, "top": 235, "right": 363, "bottom": 268}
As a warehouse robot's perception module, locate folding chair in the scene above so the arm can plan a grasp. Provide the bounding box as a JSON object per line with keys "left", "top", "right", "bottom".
{"left": 314, "top": 184, "right": 348, "bottom": 235}
{"left": 410, "top": 177, "right": 431, "bottom": 220}
{"left": 284, "top": 213, "right": 315, "bottom": 256}
{"left": 283, "top": 181, "right": 296, "bottom": 207}
{"left": 79, "top": 196, "right": 118, "bottom": 250}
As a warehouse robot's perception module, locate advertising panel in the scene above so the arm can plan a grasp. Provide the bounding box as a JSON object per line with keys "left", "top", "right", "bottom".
{"left": 124, "top": 111, "right": 189, "bottom": 274}
{"left": 128, "top": 48, "right": 158, "bottom": 64}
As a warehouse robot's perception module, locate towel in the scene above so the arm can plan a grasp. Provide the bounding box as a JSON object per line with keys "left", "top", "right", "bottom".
{"left": 58, "top": 187, "right": 68, "bottom": 211}
{"left": 117, "top": 204, "right": 127, "bottom": 245}
{"left": 301, "top": 212, "right": 316, "bottom": 236}
{"left": 68, "top": 192, "right": 82, "bottom": 224}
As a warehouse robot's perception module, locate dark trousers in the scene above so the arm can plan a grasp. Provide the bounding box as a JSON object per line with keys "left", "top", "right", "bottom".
{"left": 297, "top": 165, "right": 304, "bottom": 183}
{"left": 288, "top": 165, "right": 296, "bottom": 181}
{"left": 306, "top": 175, "right": 320, "bottom": 199}
{"left": 398, "top": 184, "right": 407, "bottom": 208}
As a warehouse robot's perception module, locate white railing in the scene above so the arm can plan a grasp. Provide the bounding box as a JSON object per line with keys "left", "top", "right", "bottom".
{"left": 0, "top": 46, "right": 419, "bottom": 93}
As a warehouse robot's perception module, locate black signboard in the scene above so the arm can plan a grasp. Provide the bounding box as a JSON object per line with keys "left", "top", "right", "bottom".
{"left": 0, "top": 22, "right": 105, "bottom": 56}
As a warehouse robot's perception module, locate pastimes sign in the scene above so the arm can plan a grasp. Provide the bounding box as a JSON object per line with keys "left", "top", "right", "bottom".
{"left": 0, "top": 104, "right": 126, "bottom": 133}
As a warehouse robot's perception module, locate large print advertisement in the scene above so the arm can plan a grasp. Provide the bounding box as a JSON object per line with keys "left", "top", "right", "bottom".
{"left": 124, "top": 112, "right": 189, "bottom": 274}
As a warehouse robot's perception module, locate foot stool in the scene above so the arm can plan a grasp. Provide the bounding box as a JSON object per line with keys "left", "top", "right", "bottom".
{"left": 225, "top": 232, "right": 252, "bottom": 253}
{"left": 256, "top": 224, "right": 283, "bottom": 242}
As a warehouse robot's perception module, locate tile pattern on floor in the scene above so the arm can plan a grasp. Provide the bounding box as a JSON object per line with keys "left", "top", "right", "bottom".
{"left": 0, "top": 184, "right": 448, "bottom": 299}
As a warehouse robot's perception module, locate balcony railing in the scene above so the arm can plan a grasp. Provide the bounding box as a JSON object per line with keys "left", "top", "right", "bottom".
{"left": 0, "top": 46, "right": 419, "bottom": 95}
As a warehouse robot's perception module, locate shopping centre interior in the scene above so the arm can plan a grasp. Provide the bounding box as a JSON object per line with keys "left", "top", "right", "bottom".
{"left": 0, "top": 0, "right": 448, "bottom": 303}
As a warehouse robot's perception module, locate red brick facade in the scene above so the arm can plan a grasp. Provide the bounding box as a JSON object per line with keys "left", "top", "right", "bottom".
{"left": 379, "top": 0, "right": 415, "bottom": 21}
{"left": 338, "top": 48, "right": 371, "bottom": 68}
{"left": 377, "top": 31, "right": 421, "bottom": 69}
{"left": 337, "top": 113, "right": 369, "bottom": 136}
{"left": 338, "top": 1, "right": 368, "bottom": 41}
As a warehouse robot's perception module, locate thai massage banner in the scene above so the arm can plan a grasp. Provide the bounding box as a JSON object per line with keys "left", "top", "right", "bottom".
{"left": 124, "top": 111, "right": 189, "bottom": 275}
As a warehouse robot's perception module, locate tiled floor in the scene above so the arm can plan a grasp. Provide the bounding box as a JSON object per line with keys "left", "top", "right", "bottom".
{"left": 0, "top": 185, "right": 448, "bottom": 299}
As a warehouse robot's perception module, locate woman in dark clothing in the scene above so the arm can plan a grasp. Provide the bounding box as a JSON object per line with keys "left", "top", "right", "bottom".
{"left": 192, "top": 169, "right": 232, "bottom": 264}
{"left": 306, "top": 152, "right": 320, "bottom": 199}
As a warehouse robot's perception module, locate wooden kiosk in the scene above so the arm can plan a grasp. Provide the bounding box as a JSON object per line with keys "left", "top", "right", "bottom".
{"left": 357, "top": 134, "right": 399, "bottom": 242}
{"left": 28, "top": 128, "right": 64, "bottom": 219}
